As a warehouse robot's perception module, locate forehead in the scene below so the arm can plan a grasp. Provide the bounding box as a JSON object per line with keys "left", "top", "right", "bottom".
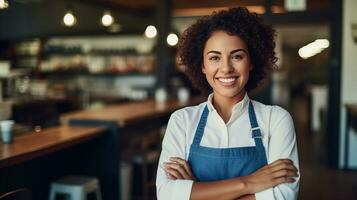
{"left": 204, "top": 30, "right": 248, "bottom": 52}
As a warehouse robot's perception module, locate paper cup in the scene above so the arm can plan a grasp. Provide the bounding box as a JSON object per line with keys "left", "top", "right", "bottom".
{"left": 1, "top": 120, "right": 14, "bottom": 144}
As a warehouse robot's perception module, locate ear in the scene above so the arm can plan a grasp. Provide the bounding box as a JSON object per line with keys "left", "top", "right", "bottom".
{"left": 202, "top": 65, "right": 206, "bottom": 74}
{"left": 250, "top": 65, "right": 254, "bottom": 71}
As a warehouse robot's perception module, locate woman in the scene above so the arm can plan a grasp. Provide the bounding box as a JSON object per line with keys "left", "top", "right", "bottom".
{"left": 156, "top": 7, "right": 299, "bottom": 200}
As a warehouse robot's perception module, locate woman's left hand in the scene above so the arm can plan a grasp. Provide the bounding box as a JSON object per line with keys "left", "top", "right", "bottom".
{"left": 163, "top": 157, "right": 196, "bottom": 181}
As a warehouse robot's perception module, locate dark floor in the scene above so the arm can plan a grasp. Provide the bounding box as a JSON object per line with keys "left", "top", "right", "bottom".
{"left": 291, "top": 98, "right": 357, "bottom": 200}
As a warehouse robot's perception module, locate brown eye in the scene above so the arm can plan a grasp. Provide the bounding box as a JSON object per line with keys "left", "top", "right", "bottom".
{"left": 209, "top": 56, "right": 220, "bottom": 61}
{"left": 232, "top": 54, "right": 243, "bottom": 60}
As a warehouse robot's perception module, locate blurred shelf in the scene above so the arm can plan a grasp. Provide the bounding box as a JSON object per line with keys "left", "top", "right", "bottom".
{"left": 33, "top": 70, "right": 154, "bottom": 78}
{"left": 42, "top": 52, "right": 150, "bottom": 57}
{"left": 42, "top": 47, "right": 149, "bottom": 57}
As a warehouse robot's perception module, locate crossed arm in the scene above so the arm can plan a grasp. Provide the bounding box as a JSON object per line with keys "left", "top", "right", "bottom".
{"left": 157, "top": 108, "right": 299, "bottom": 200}
{"left": 163, "top": 157, "right": 298, "bottom": 200}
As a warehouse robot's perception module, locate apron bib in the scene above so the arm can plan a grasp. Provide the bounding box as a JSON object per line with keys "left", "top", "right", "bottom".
{"left": 188, "top": 101, "right": 268, "bottom": 181}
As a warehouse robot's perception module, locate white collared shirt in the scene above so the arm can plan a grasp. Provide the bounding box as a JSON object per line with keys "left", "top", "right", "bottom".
{"left": 156, "top": 93, "right": 300, "bottom": 200}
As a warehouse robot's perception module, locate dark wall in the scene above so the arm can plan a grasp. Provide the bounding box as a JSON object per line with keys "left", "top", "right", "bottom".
{"left": 0, "top": 0, "right": 154, "bottom": 40}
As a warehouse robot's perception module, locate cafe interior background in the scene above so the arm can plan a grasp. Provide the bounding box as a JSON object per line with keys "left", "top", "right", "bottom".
{"left": 0, "top": 0, "right": 357, "bottom": 199}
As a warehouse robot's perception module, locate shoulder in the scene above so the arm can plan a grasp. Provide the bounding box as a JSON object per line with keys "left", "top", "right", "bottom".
{"left": 251, "top": 100, "right": 294, "bottom": 131}
{"left": 165, "top": 101, "right": 206, "bottom": 138}
{"left": 171, "top": 101, "right": 207, "bottom": 121}
{"left": 251, "top": 100, "right": 291, "bottom": 119}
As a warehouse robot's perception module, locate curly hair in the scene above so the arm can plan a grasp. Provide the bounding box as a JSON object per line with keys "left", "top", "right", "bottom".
{"left": 177, "top": 7, "right": 277, "bottom": 94}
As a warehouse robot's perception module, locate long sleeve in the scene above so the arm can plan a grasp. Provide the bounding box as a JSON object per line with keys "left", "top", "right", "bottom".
{"left": 156, "top": 111, "right": 194, "bottom": 200}
{"left": 255, "top": 106, "right": 300, "bottom": 200}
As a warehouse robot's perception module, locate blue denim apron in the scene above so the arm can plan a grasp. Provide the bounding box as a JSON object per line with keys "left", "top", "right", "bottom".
{"left": 188, "top": 101, "right": 268, "bottom": 181}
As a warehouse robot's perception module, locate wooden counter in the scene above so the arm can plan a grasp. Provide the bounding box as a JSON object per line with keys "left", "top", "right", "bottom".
{"left": 56, "top": 97, "right": 205, "bottom": 200}
{"left": 0, "top": 125, "right": 106, "bottom": 169}
{"left": 61, "top": 97, "right": 205, "bottom": 127}
{"left": 0, "top": 125, "right": 118, "bottom": 200}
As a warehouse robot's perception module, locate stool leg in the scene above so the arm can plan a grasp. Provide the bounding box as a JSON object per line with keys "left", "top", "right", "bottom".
{"left": 95, "top": 185, "right": 102, "bottom": 200}
{"left": 72, "top": 190, "right": 85, "bottom": 200}
{"left": 142, "top": 158, "right": 148, "bottom": 200}
{"left": 49, "top": 190, "right": 55, "bottom": 200}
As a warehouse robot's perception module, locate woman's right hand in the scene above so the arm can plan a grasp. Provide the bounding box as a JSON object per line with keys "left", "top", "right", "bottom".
{"left": 241, "top": 159, "right": 299, "bottom": 194}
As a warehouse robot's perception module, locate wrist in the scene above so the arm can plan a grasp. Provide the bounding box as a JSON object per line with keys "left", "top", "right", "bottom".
{"left": 235, "top": 176, "right": 251, "bottom": 196}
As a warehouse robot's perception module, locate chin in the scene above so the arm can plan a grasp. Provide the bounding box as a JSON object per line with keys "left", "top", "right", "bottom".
{"left": 215, "top": 88, "right": 245, "bottom": 99}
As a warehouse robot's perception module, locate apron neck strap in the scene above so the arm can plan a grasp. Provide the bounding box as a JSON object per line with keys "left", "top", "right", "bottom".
{"left": 192, "top": 105, "right": 209, "bottom": 146}
{"left": 248, "top": 101, "right": 268, "bottom": 162}
{"left": 191, "top": 100, "right": 267, "bottom": 162}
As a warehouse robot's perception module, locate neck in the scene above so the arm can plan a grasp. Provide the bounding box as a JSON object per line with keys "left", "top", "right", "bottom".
{"left": 212, "top": 91, "right": 246, "bottom": 123}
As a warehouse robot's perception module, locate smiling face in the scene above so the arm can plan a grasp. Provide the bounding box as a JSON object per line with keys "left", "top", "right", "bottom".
{"left": 202, "top": 30, "right": 252, "bottom": 101}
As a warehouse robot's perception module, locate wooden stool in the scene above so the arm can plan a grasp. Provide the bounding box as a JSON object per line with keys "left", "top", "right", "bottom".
{"left": 130, "top": 130, "right": 161, "bottom": 200}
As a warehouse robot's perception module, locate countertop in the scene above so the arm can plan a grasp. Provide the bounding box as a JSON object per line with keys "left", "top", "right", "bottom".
{"left": 61, "top": 97, "right": 205, "bottom": 127}
{"left": 0, "top": 125, "right": 106, "bottom": 169}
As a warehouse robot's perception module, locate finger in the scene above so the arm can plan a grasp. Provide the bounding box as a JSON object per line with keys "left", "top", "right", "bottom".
{"left": 164, "top": 162, "right": 191, "bottom": 179}
{"left": 259, "top": 160, "right": 282, "bottom": 171}
{"left": 167, "top": 163, "right": 191, "bottom": 179}
{"left": 272, "top": 168, "right": 299, "bottom": 179}
{"left": 255, "top": 160, "right": 290, "bottom": 173}
{"left": 169, "top": 157, "right": 195, "bottom": 178}
{"left": 274, "top": 176, "right": 296, "bottom": 185}
{"left": 169, "top": 158, "right": 193, "bottom": 178}
{"left": 166, "top": 172, "right": 176, "bottom": 180}
{"left": 269, "top": 161, "right": 297, "bottom": 174}
{"left": 164, "top": 167, "right": 184, "bottom": 179}
{"left": 270, "top": 162, "right": 297, "bottom": 174}
{"left": 269, "top": 159, "right": 293, "bottom": 167}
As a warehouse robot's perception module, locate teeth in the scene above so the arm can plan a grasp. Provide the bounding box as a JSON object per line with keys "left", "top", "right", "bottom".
{"left": 218, "top": 77, "right": 236, "bottom": 83}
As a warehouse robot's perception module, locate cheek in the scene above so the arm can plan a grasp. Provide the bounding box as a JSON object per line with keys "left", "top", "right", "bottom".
{"left": 234, "top": 64, "right": 251, "bottom": 84}
{"left": 243, "top": 67, "right": 251, "bottom": 75}
{"left": 202, "top": 61, "right": 217, "bottom": 75}
{"left": 235, "top": 62, "right": 251, "bottom": 74}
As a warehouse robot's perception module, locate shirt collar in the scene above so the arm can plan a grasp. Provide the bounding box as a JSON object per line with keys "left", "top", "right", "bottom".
{"left": 206, "top": 92, "right": 250, "bottom": 115}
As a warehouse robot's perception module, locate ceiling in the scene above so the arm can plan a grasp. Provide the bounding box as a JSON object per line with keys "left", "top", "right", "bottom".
{"left": 1, "top": 0, "right": 331, "bottom": 41}
{"left": 78, "top": 0, "right": 331, "bottom": 17}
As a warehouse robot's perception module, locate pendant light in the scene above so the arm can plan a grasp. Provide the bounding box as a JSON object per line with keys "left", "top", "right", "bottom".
{"left": 167, "top": 33, "right": 178, "bottom": 46}
{"left": 0, "top": 0, "right": 9, "bottom": 9}
{"left": 63, "top": 4, "right": 77, "bottom": 27}
{"left": 145, "top": 25, "right": 157, "bottom": 38}
{"left": 101, "top": 10, "right": 114, "bottom": 27}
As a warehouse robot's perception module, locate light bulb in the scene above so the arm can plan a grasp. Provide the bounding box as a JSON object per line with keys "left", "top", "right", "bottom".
{"left": 145, "top": 25, "right": 157, "bottom": 38}
{"left": 167, "top": 33, "right": 178, "bottom": 46}
{"left": 101, "top": 11, "right": 114, "bottom": 27}
{"left": 0, "top": 0, "right": 9, "bottom": 9}
{"left": 63, "top": 11, "right": 76, "bottom": 27}
{"left": 298, "top": 39, "right": 330, "bottom": 59}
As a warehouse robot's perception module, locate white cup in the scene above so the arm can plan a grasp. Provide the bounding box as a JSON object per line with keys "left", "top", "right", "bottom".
{"left": 1, "top": 120, "right": 14, "bottom": 144}
{"left": 177, "top": 87, "right": 190, "bottom": 103}
{"left": 155, "top": 88, "right": 167, "bottom": 104}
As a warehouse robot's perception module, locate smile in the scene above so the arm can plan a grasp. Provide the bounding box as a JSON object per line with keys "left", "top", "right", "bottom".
{"left": 216, "top": 77, "right": 238, "bottom": 86}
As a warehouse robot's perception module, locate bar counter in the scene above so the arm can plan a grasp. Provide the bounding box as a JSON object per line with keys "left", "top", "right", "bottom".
{"left": 58, "top": 97, "right": 205, "bottom": 199}
{"left": 61, "top": 97, "right": 205, "bottom": 127}
{"left": 0, "top": 125, "right": 106, "bottom": 169}
{"left": 0, "top": 125, "right": 118, "bottom": 200}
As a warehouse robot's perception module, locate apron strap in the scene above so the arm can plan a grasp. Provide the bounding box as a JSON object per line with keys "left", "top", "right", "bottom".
{"left": 192, "top": 105, "right": 209, "bottom": 146}
{"left": 248, "top": 101, "right": 268, "bottom": 163}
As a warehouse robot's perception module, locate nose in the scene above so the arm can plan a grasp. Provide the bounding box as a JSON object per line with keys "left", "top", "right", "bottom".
{"left": 220, "top": 58, "right": 234, "bottom": 73}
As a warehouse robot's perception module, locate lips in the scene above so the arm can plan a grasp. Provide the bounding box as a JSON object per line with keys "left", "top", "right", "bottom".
{"left": 216, "top": 76, "right": 238, "bottom": 86}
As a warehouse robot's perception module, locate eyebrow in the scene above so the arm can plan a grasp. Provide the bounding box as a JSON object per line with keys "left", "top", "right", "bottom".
{"left": 206, "top": 49, "right": 247, "bottom": 55}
